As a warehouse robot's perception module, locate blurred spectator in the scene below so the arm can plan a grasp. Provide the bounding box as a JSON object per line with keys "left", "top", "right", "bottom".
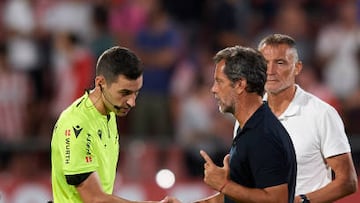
{"left": 342, "top": 45, "right": 360, "bottom": 135}
{"left": 358, "top": 0, "right": 360, "bottom": 22}
{"left": 129, "top": 0, "right": 183, "bottom": 142}
{"left": 2, "top": 0, "right": 41, "bottom": 92}
{"left": 3, "top": 0, "right": 35, "bottom": 37}
{"left": 248, "top": 0, "right": 278, "bottom": 37}
{"left": 49, "top": 32, "right": 94, "bottom": 123}
{"left": 254, "top": 2, "right": 314, "bottom": 64}
{"left": 343, "top": 91, "right": 360, "bottom": 135}
{"left": 162, "top": 0, "right": 207, "bottom": 50}
{"left": 296, "top": 65, "right": 343, "bottom": 114}
{"left": 315, "top": 0, "right": 360, "bottom": 100}
{"left": 169, "top": 55, "right": 197, "bottom": 102}
{"left": 169, "top": 52, "right": 197, "bottom": 131}
{"left": 89, "top": 3, "right": 116, "bottom": 59}
{"left": 174, "top": 73, "right": 231, "bottom": 177}
{"left": 3, "top": 0, "right": 54, "bottom": 117}
{"left": 0, "top": 42, "right": 34, "bottom": 141}
{"left": 41, "top": 0, "right": 93, "bottom": 43}
{"left": 170, "top": 46, "right": 233, "bottom": 177}
{"left": 108, "top": 0, "right": 149, "bottom": 49}
{"left": 208, "top": 0, "right": 250, "bottom": 52}
{"left": 162, "top": 0, "right": 206, "bottom": 26}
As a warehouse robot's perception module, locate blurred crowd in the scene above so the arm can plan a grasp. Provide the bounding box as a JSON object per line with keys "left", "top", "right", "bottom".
{"left": 0, "top": 0, "right": 359, "bottom": 180}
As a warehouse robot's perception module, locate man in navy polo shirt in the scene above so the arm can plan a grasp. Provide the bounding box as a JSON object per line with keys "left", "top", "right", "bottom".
{"left": 163, "top": 45, "right": 296, "bottom": 203}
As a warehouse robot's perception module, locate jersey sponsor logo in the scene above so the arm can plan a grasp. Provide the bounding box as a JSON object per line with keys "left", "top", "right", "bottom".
{"left": 85, "top": 156, "right": 92, "bottom": 163}
{"left": 64, "top": 129, "right": 71, "bottom": 164}
{"left": 65, "top": 129, "right": 71, "bottom": 137}
{"left": 73, "top": 125, "right": 83, "bottom": 138}
{"left": 85, "top": 133, "right": 92, "bottom": 163}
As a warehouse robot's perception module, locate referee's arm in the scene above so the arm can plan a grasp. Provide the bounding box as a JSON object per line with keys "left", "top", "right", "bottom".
{"left": 75, "top": 172, "right": 159, "bottom": 203}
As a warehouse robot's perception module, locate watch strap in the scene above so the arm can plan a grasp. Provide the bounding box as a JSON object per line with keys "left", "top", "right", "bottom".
{"left": 300, "top": 194, "right": 310, "bottom": 203}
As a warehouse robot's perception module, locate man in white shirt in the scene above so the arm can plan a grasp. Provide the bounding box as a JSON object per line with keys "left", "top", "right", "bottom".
{"left": 234, "top": 33, "right": 358, "bottom": 203}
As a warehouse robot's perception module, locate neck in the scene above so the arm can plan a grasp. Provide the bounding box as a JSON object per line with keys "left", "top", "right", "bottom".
{"left": 234, "top": 94, "right": 263, "bottom": 129}
{"left": 88, "top": 87, "right": 108, "bottom": 115}
{"left": 267, "top": 85, "right": 297, "bottom": 117}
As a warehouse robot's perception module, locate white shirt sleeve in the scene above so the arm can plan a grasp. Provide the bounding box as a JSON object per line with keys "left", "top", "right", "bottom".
{"left": 320, "top": 106, "right": 351, "bottom": 158}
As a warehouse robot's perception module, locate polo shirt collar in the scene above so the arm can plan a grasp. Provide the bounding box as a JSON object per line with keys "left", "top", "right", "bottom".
{"left": 235, "top": 103, "right": 268, "bottom": 138}
{"left": 263, "top": 84, "right": 303, "bottom": 120}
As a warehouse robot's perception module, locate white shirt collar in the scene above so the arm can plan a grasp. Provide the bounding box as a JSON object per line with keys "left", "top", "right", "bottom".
{"left": 263, "top": 84, "right": 303, "bottom": 120}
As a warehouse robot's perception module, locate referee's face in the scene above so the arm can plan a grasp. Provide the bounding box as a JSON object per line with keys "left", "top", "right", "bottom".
{"left": 103, "top": 75, "right": 143, "bottom": 116}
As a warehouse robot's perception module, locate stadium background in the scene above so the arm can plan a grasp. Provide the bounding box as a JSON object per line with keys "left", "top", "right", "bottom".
{"left": 0, "top": 0, "right": 359, "bottom": 202}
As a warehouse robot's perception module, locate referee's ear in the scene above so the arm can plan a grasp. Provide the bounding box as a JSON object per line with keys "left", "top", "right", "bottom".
{"left": 95, "top": 76, "right": 105, "bottom": 89}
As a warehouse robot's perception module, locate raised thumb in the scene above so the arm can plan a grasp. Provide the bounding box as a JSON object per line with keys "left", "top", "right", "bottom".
{"left": 223, "top": 154, "right": 230, "bottom": 170}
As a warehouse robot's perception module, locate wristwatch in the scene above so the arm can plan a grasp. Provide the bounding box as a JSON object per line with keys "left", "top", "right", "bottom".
{"left": 299, "top": 194, "right": 310, "bottom": 203}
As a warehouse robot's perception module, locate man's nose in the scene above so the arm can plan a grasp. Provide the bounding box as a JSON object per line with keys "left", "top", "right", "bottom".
{"left": 127, "top": 95, "right": 136, "bottom": 107}
{"left": 267, "top": 62, "right": 276, "bottom": 74}
{"left": 211, "top": 84, "right": 217, "bottom": 94}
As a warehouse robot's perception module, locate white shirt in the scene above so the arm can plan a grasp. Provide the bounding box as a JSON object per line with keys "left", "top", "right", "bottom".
{"left": 233, "top": 85, "right": 351, "bottom": 195}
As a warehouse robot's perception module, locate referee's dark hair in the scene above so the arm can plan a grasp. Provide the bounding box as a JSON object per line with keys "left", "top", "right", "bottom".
{"left": 96, "top": 46, "right": 143, "bottom": 84}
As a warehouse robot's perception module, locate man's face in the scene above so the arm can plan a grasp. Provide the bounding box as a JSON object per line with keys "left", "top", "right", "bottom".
{"left": 211, "top": 60, "right": 236, "bottom": 114}
{"left": 103, "top": 75, "right": 143, "bottom": 117}
{"left": 259, "top": 44, "right": 301, "bottom": 95}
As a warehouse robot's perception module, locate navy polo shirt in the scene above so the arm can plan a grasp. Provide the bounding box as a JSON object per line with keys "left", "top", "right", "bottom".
{"left": 225, "top": 103, "right": 296, "bottom": 203}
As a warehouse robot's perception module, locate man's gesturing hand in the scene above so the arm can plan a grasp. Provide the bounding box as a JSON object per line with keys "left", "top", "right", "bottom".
{"left": 200, "top": 150, "right": 230, "bottom": 192}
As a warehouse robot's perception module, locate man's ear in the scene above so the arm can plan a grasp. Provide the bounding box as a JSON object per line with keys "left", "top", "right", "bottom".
{"left": 235, "top": 79, "right": 246, "bottom": 94}
{"left": 295, "top": 61, "right": 303, "bottom": 76}
{"left": 95, "top": 76, "right": 105, "bottom": 88}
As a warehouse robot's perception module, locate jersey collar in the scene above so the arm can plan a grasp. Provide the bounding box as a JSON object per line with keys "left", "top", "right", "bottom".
{"left": 263, "top": 84, "right": 302, "bottom": 120}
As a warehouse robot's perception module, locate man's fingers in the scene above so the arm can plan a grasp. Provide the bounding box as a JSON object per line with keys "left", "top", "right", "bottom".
{"left": 200, "top": 150, "right": 214, "bottom": 165}
{"left": 223, "top": 154, "right": 230, "bottom": 170}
